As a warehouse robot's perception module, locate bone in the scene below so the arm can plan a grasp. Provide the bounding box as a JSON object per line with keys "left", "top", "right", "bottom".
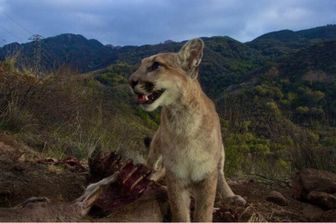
{"left": 0, "top": 172, "right": 119, "bottom": 222}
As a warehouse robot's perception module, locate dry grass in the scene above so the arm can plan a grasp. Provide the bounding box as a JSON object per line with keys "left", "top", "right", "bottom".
{"left": 0, "top": 60, "right": 153, "bottom": 160}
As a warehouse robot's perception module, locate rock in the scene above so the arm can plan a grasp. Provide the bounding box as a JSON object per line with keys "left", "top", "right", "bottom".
{"left": 307, "top": 191, "right": 336, "bottom": 210}
{"left": 266, "top": 191, "right": 288, "bottom": 206}
{"left": 292, "top": 168, "right": 336, "bottom": 200}
{"left": 302, "top": 204, "right": 324, "bottom": 221}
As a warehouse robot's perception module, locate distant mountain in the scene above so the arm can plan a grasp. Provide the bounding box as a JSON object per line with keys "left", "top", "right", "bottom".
{"left": 0, "top": 34, "right": 117, "bottom": 72}
{"left": 247, "top": 24, "right": 336, "bottom": 58}
{"left": 0, "top": 24, "right": 335, "bottom": 97}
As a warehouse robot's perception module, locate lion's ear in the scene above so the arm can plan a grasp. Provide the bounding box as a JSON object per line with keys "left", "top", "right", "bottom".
{"left": 178, "top": 38, "right": 204, "bottom": 79}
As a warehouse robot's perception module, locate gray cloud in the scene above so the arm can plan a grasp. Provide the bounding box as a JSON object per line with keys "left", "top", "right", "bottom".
{"left": 0, "top": 0, "right": 335, "bottom": 46}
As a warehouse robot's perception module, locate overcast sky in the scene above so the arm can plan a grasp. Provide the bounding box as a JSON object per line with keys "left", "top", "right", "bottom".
{"left": 0, "top": 0, "right": 335, "bottom": 46}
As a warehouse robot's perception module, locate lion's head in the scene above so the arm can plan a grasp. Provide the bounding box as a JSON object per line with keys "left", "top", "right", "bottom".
{"left": 128, "top": 38, "right": 204, "bottom": 111}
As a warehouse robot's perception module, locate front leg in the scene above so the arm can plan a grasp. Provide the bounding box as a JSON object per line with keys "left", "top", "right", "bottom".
{"left": 192, "top": 171, "right": 217, "bottom": 222}
{"left": 166, "top": 170, "right": 191, "bottom": 222}
{"left": 147, "top": 132, "right": 166, "bottom": 181}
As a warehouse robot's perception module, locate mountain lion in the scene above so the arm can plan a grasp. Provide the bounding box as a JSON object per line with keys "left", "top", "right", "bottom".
{"left": 129, "top": 38, "right": 246, "bottom": 222}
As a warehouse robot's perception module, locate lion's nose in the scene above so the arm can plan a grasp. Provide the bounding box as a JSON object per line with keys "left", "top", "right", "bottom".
{"left": 129, "top": 79, "right": 139, "bottom": 89}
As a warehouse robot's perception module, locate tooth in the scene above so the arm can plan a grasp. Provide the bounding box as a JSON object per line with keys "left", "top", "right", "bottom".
{"left": 145, "top": 95, "right": 149, "bottom": 101}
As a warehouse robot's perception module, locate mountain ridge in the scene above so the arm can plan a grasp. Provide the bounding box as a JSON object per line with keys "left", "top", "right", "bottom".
{"left": 0, "top": 24, "right": 334, "bottom": 73}
{"left": 247, "top": 24, "right": 336, "bottom": 58}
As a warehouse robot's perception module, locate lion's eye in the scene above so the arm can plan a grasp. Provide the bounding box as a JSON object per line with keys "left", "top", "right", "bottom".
{"left": 149, "top": 61, "right": 161, "bottom": 71}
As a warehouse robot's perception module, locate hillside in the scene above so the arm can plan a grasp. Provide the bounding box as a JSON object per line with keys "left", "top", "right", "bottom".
{"left": 279, "top": 40, "right": 336, "bottom": 81}
{"left": 0, "top": 61, "right": 158, "bottom": 163}
{"left": 0, "top": 24, "right": 336, "bottom": 180}
{"left": 215, "top": 37, "right": 336, "bottom": 177}
{"left": 247, "top": 24, "right": 336, "bottom": 58}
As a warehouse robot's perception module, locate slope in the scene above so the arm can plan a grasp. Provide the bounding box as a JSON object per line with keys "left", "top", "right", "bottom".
{"left": 247, "top": 24, "right": 336, "bottom": 58}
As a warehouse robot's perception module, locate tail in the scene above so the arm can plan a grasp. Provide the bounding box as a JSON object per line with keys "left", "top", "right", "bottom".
{"left": 217, "top": 145, "right": 247, "bottom": 206}
{"left": 216, "top": 145, "right": 235, "bottom": 200}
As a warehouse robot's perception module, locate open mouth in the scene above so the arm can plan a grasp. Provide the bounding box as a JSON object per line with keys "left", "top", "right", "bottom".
{"left": 136, "top": 89, "right": 165, "bottom": 105}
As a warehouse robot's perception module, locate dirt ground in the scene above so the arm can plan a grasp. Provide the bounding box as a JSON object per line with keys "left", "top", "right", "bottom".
{"left": 0, "top": 134, "right": 86, "bottom": 207}
{"left": 0, "top": 134, "right": 332, "bottom": 221}
{"left": 231, "top": 180, "right": 306, "bottom": 221}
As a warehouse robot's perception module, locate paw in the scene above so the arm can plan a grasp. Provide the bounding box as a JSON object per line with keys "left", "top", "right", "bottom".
{"left": 224, "top": 195, "right": 246, "bottom": 206}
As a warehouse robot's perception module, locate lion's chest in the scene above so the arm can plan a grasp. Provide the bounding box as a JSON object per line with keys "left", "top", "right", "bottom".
{"left": 160, "top": 131, "right": 218, "bottom": 183}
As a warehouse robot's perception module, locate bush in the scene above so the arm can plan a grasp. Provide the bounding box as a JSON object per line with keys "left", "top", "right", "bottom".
{"left": 296, "top": 106, "right": 309, "bottom": 114}
{"left": 289, "top": 146, "right": 336, "bottom": 173}
{"left": 224, "top": 132, "right": 275, "bottom": 177}
{"left": 0, "top": 98, "right": 35, "bottom": 132}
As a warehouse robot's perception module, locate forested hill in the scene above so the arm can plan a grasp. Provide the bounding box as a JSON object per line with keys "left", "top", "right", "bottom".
{"left": 246, "top": 24, "right": 336, "bottom": 58}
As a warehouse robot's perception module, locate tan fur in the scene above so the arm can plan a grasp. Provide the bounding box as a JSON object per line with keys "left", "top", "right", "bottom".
{"left": 129, "top": 39, "right": 246, "bottom": 222}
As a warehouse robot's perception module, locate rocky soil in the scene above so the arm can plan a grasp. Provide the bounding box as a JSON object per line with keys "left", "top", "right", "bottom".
{"left": 0, "top": 134, "right": 335, "bottom": 222}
